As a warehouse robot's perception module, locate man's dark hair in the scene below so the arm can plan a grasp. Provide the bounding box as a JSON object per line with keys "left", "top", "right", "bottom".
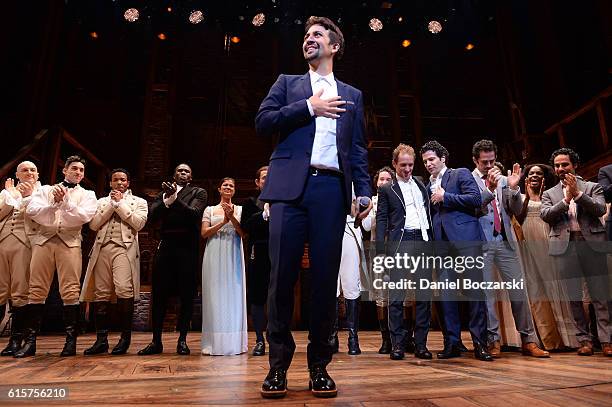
{"left": 305, "top": 16, "right": 345, "bottom": 60}
{"left": 110, "top": 168, "right": 131, "bottom": 181}
{"left": 419, "top": 140, "right": 449, "bottom": 161}
{"left": 472, "top": 139, "right": 498, "bottom": 159}
{"left": 374, "top": 166, "right": 395, "bottom": 185}
{"left": 255, "top": 166, "right": 269, "bottom": 180}
{"left": 550, "top": 147, "right": 580, "bottom": 166}
{"left": 65, "top": 155, "right": 86, "bottom": 168}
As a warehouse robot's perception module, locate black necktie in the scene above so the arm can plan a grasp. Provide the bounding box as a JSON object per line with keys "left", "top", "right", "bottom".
{"left": 61, "top": 181, "right": 77, "bottom": 189}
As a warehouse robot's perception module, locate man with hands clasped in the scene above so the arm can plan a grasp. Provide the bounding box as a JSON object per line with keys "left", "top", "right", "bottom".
{"left": 81, "top": 168, "right": 148, "bottom": 356}
{"left": 138, "top": 163, "right": 207, "bottom": 356}
{"left": 15, "top": 156, "right": 97, "bottom": 358}
{"left": 540, "top": 148, "right": 610, "bottom": 357}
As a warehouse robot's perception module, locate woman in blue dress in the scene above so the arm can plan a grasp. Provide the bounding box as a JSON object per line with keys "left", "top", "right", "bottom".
{"left": 200, "top": 177, "right": 248, "bottom": 355}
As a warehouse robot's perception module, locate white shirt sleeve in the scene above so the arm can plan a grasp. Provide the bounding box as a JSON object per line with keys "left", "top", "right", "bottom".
{"left": 60, "top": 189, "right": 98, "bottom": 226}
{"left": 26, "top": 186, "right": 60, "bottom": 227}
{"left": 163, "top": 191, "right": 178, "bottom": 207}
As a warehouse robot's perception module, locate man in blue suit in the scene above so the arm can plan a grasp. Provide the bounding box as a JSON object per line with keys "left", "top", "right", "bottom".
{"left": 419, "top": 140, "right": 493, "bottom": 361}
{"left": 255, "top": 16, "right": 371, "bottom": 399}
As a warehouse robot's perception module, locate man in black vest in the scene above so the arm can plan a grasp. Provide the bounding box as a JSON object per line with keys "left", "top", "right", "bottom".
{"left": 138, "top": 164, "right": 207, "bottom": 356}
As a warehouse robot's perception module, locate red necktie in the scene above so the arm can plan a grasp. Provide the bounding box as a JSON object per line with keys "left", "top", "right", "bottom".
{"left": 484, "top": 178, "right": 502, "bottom": 233}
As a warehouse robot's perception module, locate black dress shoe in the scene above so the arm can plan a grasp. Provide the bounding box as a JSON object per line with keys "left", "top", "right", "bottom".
{"left": 458, "top": 341, "right": 469, "bottom": 352}
{"left": 261, "top": 368, "right": 287, "bottom": 399}
{"left": 137, "top": 342, "right": 163, "bottom": 356}
{"left": 404, "top": 339, "right": 415, "bottom": 354}
{"left": 309, "top": 366, "right": 337, "bottom": 398}
{"left": 177, "top": 339, "right": 190, "bottom": 355}
{"left": 390, "top": 346, "right": 405, "bottom": 360}
{"left": 252, "top": 341, "right": 265, "bottom": 356}
{"left": 437, "top": 344, "right": 462, "bottom": 359}
{"left": 414, "top": 345, "right": 432, "bottom": 360}
{"left": 474, "top": 344, "right": 493, "bottom": 361}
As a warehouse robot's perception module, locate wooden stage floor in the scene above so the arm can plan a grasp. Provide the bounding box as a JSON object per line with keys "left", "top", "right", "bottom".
{"left": 0, "top": 331, "right": 609, "bottom": 406}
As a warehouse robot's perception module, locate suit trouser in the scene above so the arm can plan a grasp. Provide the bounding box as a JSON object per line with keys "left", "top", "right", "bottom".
{"left": 387, "top": 231, "right": 431, "bottom": 348}
{"left": 93, "top": 242, "right": 134, "bottom": 301}
{"left": 553, "top": 234, "right": 610, "bottom": 344}
{"left": 28, "top": 236, "right": 82, "bottom": 305}
{"left": 152, "top": 239, "right": 198, "bottom": 338}
{"left": 437, "top": 239, "right": 488, "bottom": 346}
{"left": 0, "top": 235, "right": 30, "bottom": 307}
{"left": 267, "top": 173, "right": 345, "bottom": 370}
{"left": 482, "top": 239, "right": 538, "bottom": 344}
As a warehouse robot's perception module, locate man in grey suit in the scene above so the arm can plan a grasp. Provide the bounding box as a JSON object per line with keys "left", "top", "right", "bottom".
{"left": 541, "top": 148, "right": 611, "bottom": 357}
{"left": 471, "top": 140, "right": 548, "bottom": 358}
{"left": 598, "top": 164, "right": 612, "bottom": 241}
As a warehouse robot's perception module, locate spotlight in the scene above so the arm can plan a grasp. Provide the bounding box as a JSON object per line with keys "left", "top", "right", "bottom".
{"left": 252, "top": 13, "right": 265, "bottom": 27}
{"left": 89, "top": 31, "right": 98, "bottom": 39}
{"left": 230, "top": 36, "right": 240, "bottom": 44}
{"left": 369, "top": 18, "right": 383, "bottom": 32}
{"left": 189, "top": 10, "right": 204, "bottom": 24}
{"left": 428, "top": 20, "right": 442, "bottom": 34}
{"left": 157, "top": 33, "right": 167, "bottom": 40}
{"left": 398, "top": 16, "right": 403, "bottom": 22}
{"left": 401, "top": 39, "right": 411, "bottom": 48}
{"left": 167, "top": 7, "right": 172, "bottom": 12}
{"left": 124, "top": 8, "right": 139, "bottom": 23}
{"left": 465, "top": 43, "right": 475, "bottom": 50}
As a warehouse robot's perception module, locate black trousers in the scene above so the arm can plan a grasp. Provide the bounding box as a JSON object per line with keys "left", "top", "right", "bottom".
{"left": 267, "top": 174, "right": 346, "bottom": 370}
{"left": 151, "top": 239, "right": 198, "bottom": 338}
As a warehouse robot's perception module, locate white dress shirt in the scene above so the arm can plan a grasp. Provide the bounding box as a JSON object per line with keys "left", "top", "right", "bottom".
{"left": 27, "top": 184, "right": 97, "bottom": 228}
{"left": 306, "top": 71, "right": 340, "bottom": 171}
{"left": 429, "top": 166, "right": 448, "bottom": 193}
{"left": 397, "top": 177, "right": 429, "bottom": 241}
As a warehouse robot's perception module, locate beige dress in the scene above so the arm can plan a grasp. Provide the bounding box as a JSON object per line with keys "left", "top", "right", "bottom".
{"left": 519, "top": 199, "right": 578, "bottom": 349}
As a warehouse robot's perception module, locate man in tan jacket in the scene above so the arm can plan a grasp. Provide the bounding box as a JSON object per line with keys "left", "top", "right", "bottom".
{"left": 81, "top": 168, "right": 147, "bottom": 355}
{"left": 0, "top": 161, "right": 40, "bottom": 356}
{"left": 14, "top": 155, "right": 97, "bottom": 358}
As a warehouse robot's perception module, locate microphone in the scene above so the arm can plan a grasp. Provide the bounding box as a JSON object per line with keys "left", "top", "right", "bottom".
{"left": 353, "top": 196, "right": 371, "bottom": 228}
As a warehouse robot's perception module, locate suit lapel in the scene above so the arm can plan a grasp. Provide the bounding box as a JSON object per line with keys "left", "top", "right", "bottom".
{"left": 177, "top": 184, "right": 193, "bottom": 201}
{"left": 441, "top": 169, "right": 451, "bottom": 190}
{"left": 391, "top": 182, "right": 406, "bottom": 213}
{"left": 336, "top": 79, "right": 347, "bottom": 140}
{"left": 301, "top": 72, "right": 313, "bottom": 101}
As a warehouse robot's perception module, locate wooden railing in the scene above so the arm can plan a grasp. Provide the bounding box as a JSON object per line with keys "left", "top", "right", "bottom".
{"left": 0, "top": 128, "right": 110, "bottom": 195}
{"left": 544, "top": 86, "right": 612, "bottom": 180}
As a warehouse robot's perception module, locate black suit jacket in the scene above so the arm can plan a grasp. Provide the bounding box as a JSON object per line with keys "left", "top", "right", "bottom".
{"left": 376, "top": 177, "right": 433, "bottom": 255}
{"left": 241, "top": 195, "right": 270, "bottom": 254}
{"left": 597, "top": 164, "right": 612, "bottom": 240}
{"left": 149, "top": 184, "right": 208, "bottom": 245}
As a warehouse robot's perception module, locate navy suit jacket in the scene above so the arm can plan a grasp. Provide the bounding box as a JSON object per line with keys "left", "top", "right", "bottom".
{"left": 376, "top": 178, "right": 433, "bottom": 255}
{"left": 255, "top": 73, "right": 371, "bottom": 212}
{"left": 426, "top": 168, "right": 485, "bottom": 242}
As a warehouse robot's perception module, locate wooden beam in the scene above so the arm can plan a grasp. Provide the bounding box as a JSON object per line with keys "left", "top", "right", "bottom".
{"left": 0, "top": 129, "right": 49, "bottom": 180}
{"left": 557, "top": 126, "right": 566, "bottom": 147}
{"left": 596, "top": 101, "right": 609, "bottom": 150}
{"left": 545, "top": 85, "right": 612, "bottom": 135}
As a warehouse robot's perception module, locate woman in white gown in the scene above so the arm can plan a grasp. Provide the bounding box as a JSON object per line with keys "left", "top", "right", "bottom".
{"left": 200, "top": 177, "right": 248, "bottom": 355}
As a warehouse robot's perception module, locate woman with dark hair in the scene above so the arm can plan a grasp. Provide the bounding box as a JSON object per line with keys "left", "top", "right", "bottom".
{"left": 516, "top": 164, "right": 577, "bottom": 350}
{"left": 200, "top": 177, "right": 248, "bottom": 355}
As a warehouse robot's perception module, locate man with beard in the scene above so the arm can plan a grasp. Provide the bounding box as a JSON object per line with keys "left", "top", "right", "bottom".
{"left": 15, "top": 156, "right": 97, "bottom": 358}
{"left": 81, "top": 168, "right": 148, "bottom": 355}
{"left": 541, "top": 148, "right": 610, "bottom": 356}
{"left": 256, "top": 16, "right": 371, "bottom": 398}
{"left": 241, "top": 166, "right": 271, "bottom": 357}
{"left": 138, "top": 164, "right": 207, "bottom": 356}
{"left": 0, "top": 161, "right": 40, "bottom": 356}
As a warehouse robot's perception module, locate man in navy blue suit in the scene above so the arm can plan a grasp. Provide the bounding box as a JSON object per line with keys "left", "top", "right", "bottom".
{"left": 419, "top": 140, "right": 493, "bottom": 362}
{"left": 255, "top": 16, "right": 371, "bottom": 399}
